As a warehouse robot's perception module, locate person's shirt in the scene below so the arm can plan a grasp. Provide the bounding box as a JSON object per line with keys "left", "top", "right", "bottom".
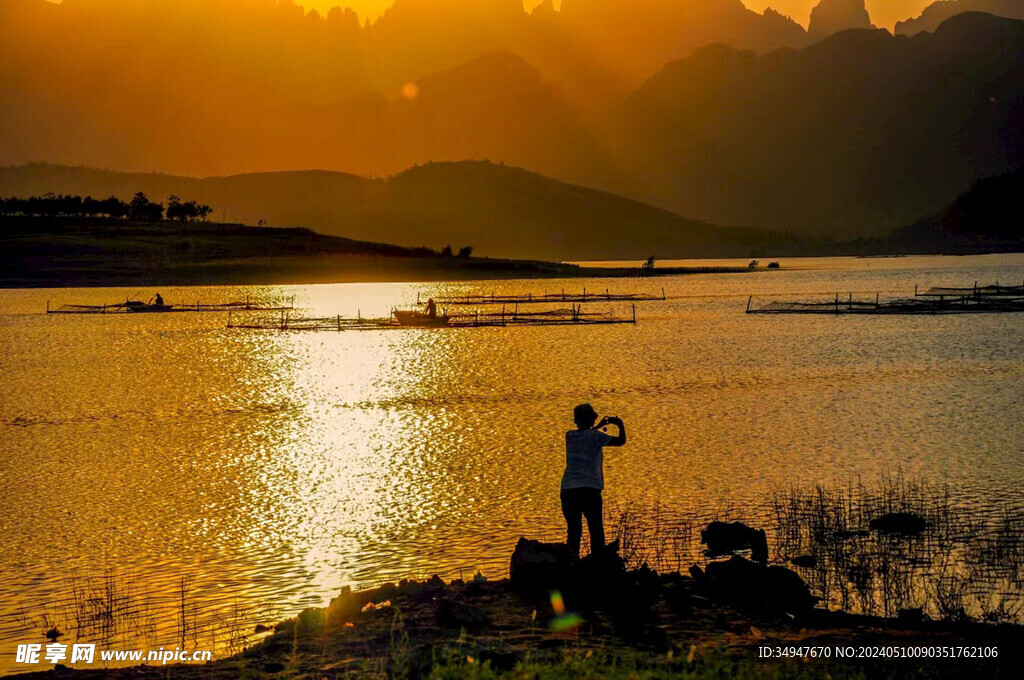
{"left": 561, "top": 428, "right": 615, "bottom": 490}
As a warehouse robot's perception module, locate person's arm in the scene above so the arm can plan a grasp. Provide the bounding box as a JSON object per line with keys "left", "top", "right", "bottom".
{"left": 597, "top": 416, "right": 626, "bottom": 447}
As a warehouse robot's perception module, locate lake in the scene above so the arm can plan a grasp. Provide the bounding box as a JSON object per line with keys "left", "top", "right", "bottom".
{"left": 1, "top": 254, "right": 1022, "bottom": 672}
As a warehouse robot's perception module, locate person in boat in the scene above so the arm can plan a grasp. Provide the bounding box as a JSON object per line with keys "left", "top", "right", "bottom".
{"left": 561, "top": 403, "right": 626, "bottom": 560}
{"left": 149, "top": 293, "right": 164, "bottom": 306}
{"left": 423, "top": 297, "right": 437, "bottom": 318}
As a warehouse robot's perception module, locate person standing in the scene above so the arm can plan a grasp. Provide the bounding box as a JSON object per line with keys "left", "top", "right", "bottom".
{"left": 560, "top": 403, "right": 626, "bottom": 560}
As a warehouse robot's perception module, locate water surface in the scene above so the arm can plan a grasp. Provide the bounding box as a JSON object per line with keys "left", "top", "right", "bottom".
{"left": 1, "top": 254, "right": 1022, "bottom": 671}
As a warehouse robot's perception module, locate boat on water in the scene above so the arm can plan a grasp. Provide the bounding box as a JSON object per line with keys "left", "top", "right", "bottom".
{"left": 392, "top": 310, "right": 451, "bottom": 327}
{"left": 122, "top": 300, "right": 174, "bottom": 313}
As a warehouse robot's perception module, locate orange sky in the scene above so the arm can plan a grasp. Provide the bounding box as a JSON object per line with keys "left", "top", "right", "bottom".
{"left": 292, "top": 0, "right": 934, "bottom": 29}
{"left": 745, "top": 1, "right": 933, "bottom": 28}
{"left": 40, "top": 1, "right": 937, "bottom": 29}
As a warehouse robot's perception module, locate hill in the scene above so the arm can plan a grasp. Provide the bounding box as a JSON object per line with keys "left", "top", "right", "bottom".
{"left": 0, "top": 161, "right": 816, "bottom": 261}
{"left": 615, "top": 12, "right": 1024, "bottom": 234}
{"left": 888, "top": 167, "right": 1024, "bottom": 253}
{"left": 895, "top": 0, "right": 1024, "bottom": 35}
{"left": 0, "top": 0, "right": 806, "bottom": 178}
{"left": 0, "top": 217, "right": 585, "bottom": 288}
{"left": 5, "top": 4, "right": 1024, "bottom": 240}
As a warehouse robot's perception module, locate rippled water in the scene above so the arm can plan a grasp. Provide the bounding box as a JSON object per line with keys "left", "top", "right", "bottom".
{"left": 1, "top": 254, "right": 1022, "bottom": 672}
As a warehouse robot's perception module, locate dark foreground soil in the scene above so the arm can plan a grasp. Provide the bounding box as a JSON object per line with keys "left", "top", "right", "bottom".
{"left": 18, "top": 574, "right": 1022, "bottom": 679}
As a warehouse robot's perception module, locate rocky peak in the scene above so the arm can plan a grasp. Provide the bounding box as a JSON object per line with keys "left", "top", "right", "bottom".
{"left": 808, "top": 0, "right": 873, "bottom": 40}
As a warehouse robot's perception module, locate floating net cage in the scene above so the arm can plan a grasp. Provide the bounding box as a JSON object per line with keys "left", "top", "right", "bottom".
{"left": 46, "top": 297, "right": 295, "bottom": 314}
{"left": 748, "top": 285, "right": 1024, "bottom": 315}
{"left": 228, "top": 304, "right": 638, "bottom": 331}
{"left": 420, "top": 288, "right": 666, "bottom": 306}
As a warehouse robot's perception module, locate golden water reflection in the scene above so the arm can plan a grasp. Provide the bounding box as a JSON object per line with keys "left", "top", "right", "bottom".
{"left": 1, "top": 254, "right": 1023, "bottom": 671}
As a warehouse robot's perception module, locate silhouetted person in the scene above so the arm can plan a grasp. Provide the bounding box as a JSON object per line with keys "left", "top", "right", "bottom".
{"left": 151, "top": 293, "right": 164, "bottom": 306}
{"left": 561, "top": 403, "right": 626, "bottom": 560}
{"left": 424, "top": 297, "right": 437, "bottom": 318}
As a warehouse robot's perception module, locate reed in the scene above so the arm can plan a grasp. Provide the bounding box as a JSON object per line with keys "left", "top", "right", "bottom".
{"left": 765, "top": 472, "right": 1024, "bottom": 622}
{"left": 601, "top": 473, "right": 1023, "bottom": 623}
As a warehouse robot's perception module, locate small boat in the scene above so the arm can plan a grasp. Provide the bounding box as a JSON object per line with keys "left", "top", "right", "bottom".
{"left": 392, "top": 310, "right": 450, "bottom": 327}
{"left": 121, "top": 301, "right": 174, "bottom": 313}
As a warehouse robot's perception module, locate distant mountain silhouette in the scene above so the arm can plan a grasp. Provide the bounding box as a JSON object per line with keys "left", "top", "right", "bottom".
{"left": 383, "top": 52, "right": 607, "bottom": 183}
{"left": 4, "top": 2, "right": 1024, "bottom": 242}
{"left": 615, "top": 12, "right": 1024, "bottom": 234}
{"left": 1, "top": 0, "right": 808, "bottom": 159}
{"left": 895, "top": 0, "right": 1024, "bottom": 35}
{"left": 889, "top": 167, "right": 1024, "bottom": 252}
{"left": 0, "top": 161, "right": 814, "bottom": 261}
{"left": 547, "top": 0, "right": 807, "bottom": 92}
{"left": 930, "top": 168, "right": 1024, "bottom": 240}
{"left": 808, "top": 0, "right": 874, "bottom": 40}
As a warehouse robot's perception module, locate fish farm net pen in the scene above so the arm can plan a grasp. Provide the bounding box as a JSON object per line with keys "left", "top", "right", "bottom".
{"left": 916, "top": 281, "right": 1024, "bottom": 298}
{"left": 46, "top": 296, "right": 296, "bottom": 314}
{"left": 746, "top": 283, "right": 1024, "bottom": 315}
{"left": 227, "top": 305, "right": 638, "bottom": 331}
{"left": 418, "top": 288, "right": 666, "bottom": 305}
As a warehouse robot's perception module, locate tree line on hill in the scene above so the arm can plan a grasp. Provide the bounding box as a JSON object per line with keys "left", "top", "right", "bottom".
{"left": 0, "top": 192, "right": 211, "bottom": 222}
{"left": 1, "top": 189, "right": 482, "bottom": 258}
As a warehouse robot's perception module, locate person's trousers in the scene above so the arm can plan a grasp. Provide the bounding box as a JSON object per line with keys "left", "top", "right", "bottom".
{"left": 560, "top": 487, "right": 604, "bottom": 558}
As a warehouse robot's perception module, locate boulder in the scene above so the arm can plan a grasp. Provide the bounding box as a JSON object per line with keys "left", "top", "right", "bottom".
{"left": 899, "top": 607, "right": 925, "bottom": 623}
{"left": 630, "top": 563, "right": 663, "bottom": 607}
{"left": 569, "top": 540, "right": 629, "bottom": 611}
{"left": 509, "top": 539, "right": 667, "bottom": 647}
{"left": 701, "top": 521, "right": 769, "bottom": 563}
{"left": 705, "top": 556, "right": 818, "bottom": 616}
{"left": 326, "top": 586, "right": 362, "bottom": 626}
{"left": 296, "top": 606, "right": 324, "bottom": 634}
{"left": 398, "top": 575, "right": 448, "bottom": 602}
{"left": 870, "top": 512, "right": 926, "bottom": 535}
{"left": 509, "top": 537, "right": 573, "bottom": 598}
{"left": 575, "top": 540, "right": 626, "bottom": 585}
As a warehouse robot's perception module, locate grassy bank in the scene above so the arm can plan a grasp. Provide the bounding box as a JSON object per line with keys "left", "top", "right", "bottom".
{"left": 17, "top": 477, "right": 1021, "bottom": 678}
{"left": 0, "top": 218, "right": 749, "bottom": 288}
{"left": 18, "top": 574, "right": 1019, "bottom": 679}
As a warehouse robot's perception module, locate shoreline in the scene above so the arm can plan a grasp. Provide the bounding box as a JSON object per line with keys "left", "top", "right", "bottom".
{"left": 0, "top": 260, "right": 753, "bottom": 290}
{"left": 16, "top": 561, "right": 1021, "bottom": 678}
{"left": 0, "top": 217, "right": 755, "bottom": 289}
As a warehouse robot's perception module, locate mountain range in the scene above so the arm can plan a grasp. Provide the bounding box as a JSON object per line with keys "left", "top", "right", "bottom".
{"left": 615, "top": 12, "right": 1024, "bottom": 233}
{"left": 895, "top": 0, "right": 1024, "bottom": 34}
{"left": 3, "top": 1, "right": 1024, "bottom": 252}
{"left": 0, "top": 161, "right": 811, "bottom": 261}
{"left": 4, "top": 159, "right": 1020, "bottom": 261}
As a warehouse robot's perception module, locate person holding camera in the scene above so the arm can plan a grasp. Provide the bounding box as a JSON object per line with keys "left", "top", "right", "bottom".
{"left": 560, "top": 403, "right": 627, "bottom": 560}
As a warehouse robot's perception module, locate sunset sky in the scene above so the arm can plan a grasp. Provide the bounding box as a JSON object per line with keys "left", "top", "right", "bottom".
{"left": 39, "top": 0, "right": 939, "bottom": 29}
{"left": 744, "top": 1, "right": 932, "bottom": 29}
{"left": 296, "top": 0, "right": 933, "bottom": 29}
